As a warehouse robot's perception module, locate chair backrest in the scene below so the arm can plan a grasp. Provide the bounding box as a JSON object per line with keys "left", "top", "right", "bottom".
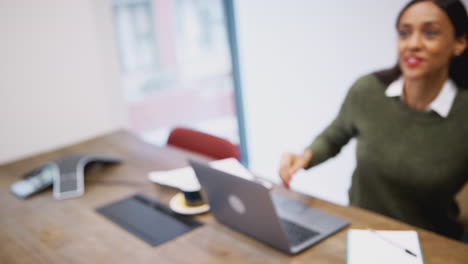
{"left": 167, "top": 127, "right": 240, "bottom": 161}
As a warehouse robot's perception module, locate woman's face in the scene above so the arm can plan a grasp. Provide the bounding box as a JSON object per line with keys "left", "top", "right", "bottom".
{"left": 397, "top": 1, "right": 466, "bottom": 81}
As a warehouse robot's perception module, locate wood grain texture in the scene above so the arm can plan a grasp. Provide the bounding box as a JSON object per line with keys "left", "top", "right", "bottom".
{"left": 0, "top": 130, "right": 467, "bottom": 264}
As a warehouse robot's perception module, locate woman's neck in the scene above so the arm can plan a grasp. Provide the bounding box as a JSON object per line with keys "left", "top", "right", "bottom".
{"left": 403, "top": 71, "right": 448, "bottom": 111}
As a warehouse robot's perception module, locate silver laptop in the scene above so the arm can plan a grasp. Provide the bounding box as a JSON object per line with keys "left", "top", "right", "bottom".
{"left": 189, "top": 159, "right": 349, "bottom": 254}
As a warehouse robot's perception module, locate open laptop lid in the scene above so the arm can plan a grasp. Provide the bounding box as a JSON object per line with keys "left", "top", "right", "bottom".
{"left": 189, "top": 159, "right": 292, "bottom": 252}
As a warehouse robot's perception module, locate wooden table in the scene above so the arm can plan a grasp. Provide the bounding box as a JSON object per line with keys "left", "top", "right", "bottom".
{"left": 1, "top": 130, "right": 467, "bottom": 263}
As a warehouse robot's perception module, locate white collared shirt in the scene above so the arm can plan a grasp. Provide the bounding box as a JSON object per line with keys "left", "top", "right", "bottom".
{"left": 385, "top": 78, "right": 457, "bottom": 118}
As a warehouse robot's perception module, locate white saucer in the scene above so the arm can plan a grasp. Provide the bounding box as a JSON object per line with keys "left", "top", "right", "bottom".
{"left": 169, "top": 192, "right": 210, "bottom": 215}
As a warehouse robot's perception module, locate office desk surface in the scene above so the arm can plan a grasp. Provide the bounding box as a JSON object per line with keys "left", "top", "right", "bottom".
{"left": 0, "top": 130, "right": 467, "bottom": 263}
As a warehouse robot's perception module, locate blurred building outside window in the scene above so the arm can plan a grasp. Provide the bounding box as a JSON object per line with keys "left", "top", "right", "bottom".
{"left": 112, "top": 0, "right": 240, "bottom": 146}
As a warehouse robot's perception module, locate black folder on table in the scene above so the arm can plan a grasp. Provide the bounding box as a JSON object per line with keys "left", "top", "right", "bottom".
{"left": 97, "top": 193, "right": 202, "bottom": 247}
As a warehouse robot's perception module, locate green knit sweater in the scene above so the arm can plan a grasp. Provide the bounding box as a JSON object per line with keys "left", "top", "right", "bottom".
{"left": 307, "top": 73, "right": 468, "bottom": 239}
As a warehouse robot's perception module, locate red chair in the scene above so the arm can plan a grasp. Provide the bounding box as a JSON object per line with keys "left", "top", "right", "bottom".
{"left": 167, "top": 127, "right": 240, "bottom": 161}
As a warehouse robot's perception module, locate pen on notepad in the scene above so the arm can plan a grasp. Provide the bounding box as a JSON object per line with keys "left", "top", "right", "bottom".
{"left": 368, "top": 229, "right": 418, "bottom": 258}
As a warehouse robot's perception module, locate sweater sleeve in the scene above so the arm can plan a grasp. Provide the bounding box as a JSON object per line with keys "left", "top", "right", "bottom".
{"left": 305, "top": 77, "right": 363, "bottom": 168}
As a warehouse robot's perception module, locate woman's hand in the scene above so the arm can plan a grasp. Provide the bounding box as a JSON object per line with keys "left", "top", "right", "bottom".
{"left": 279, "top": 149, "right": 313, "bottom": 188}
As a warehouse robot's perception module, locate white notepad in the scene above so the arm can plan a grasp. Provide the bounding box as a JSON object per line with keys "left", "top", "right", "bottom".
{"left": 148, "top": 158, "right": 272, "bottom": 191}
{"left": 347, "top": 229, "right": 424, "bottom": 264}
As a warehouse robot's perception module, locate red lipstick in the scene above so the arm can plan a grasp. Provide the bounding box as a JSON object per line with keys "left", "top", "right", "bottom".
{"left": 404, "top": 56, "right": 423, "bottom": 67}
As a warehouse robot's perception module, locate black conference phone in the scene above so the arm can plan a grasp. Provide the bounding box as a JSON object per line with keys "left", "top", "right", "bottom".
{"left": 10, "top": 154, "right": 121, "bottom": 199}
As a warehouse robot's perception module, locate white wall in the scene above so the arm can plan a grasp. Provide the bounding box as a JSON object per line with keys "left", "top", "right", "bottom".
{"left": 235, "top": 0, "right": 410, "bottom": 205}
{"left": 0, "top": 0, "right": 126, "bottom": 165}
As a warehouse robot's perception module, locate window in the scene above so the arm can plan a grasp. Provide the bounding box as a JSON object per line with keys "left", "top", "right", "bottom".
{"left": 112, "top": 0, "right": 247, "bottom": 164}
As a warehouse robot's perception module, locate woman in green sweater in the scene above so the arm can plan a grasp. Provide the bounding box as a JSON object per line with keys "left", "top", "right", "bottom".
{"left": 279, "top": 0, "right": 468, "bottom": 239}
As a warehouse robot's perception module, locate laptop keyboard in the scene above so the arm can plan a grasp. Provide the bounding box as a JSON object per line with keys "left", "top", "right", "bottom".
{"left": 280, "top": 218, "right": 320, "bottom": 246}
